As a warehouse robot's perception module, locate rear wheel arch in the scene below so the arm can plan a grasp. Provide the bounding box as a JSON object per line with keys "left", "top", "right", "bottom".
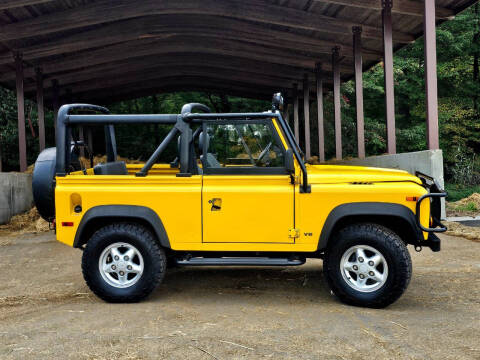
{"left": 318, "top": 202, "right": 422, "bottom": 251}
{"left": 73, "top": 205, "right": 170, "bottom": 249}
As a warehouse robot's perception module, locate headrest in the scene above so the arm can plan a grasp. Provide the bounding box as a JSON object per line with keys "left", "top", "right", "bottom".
{"left": 199, "top": 132, "right": 210, "bottom": 150}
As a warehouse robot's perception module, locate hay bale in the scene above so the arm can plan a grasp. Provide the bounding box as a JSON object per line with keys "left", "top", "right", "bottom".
{"left": 446, "top": 193, "right": 480, "bottom": 217}
{"left": 444, "top": 221, "right": 480, "bottom": 243}
{"left": 79, "top": 155, "right": 142, "bottom": 168}
{"left": 0, "top": 207, "right": 49, "bottom": 235}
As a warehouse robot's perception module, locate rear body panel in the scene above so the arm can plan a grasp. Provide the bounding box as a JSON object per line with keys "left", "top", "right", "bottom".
{"left": 55, "top": 171, "right": 202, "bottom": 248}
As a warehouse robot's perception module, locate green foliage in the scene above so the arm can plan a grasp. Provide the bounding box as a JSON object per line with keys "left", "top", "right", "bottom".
{"left": 0, "top": 87, "right": 55, "bottom": 171}
{"left": 445, "top": 183, "right": 480, "bottom": 202}
{"left": 108, "top": 93, "right": 269, "bottom": 163}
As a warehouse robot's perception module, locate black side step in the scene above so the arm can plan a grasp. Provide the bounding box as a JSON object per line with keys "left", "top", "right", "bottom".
{"left": 175, "top": 257, "right": 306, "bottom": 266}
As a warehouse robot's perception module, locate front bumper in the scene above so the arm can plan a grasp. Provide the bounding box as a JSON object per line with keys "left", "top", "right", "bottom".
{"left": 423, "top": 233, "right": 442, "bottom": 252}
{"left": 414, "top": 172, "right": 447, "bottom": 251}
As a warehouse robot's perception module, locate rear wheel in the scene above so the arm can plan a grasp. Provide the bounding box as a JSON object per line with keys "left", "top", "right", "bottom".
{"left": 82, "top": 223, "right": 166, "bottom": 302}
{"left": 324, "top": 223, "right": 412, "bottom": 308}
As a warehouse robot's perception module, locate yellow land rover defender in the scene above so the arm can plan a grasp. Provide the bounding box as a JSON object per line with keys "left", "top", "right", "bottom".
{"left": 32, "top": 95, "right": 446, "bottom": 308}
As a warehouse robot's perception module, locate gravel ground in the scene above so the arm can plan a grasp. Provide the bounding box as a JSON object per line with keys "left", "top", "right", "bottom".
{"left": 0, "top": 232, "right": 479, "bottom": 360}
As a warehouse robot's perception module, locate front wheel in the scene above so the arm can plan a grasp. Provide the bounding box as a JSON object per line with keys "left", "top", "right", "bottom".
{"left": 324, "top": 223, "right": 412, "bottom": 308}
{"left": 82, "top": 223, "right": 166, "bottom": 302}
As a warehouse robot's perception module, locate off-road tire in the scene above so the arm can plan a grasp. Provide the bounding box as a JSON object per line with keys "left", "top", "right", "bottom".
{"left": 324, "top": 223, "right": 412, "bottom": 308}
{"left": 82, "top": 223, "right": 166, "bottom": 303}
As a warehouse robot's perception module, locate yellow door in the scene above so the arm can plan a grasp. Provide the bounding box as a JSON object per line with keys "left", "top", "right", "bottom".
{"left": 200, "top": 120, "right": 294, "bottom": 243}
{"left": 202, "top": 175, "right": 294, "bottom": 243}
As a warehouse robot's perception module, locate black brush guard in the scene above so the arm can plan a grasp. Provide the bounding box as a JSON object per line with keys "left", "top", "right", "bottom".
{"left": 413, "top": 172, "right": 447, "bottom": 252}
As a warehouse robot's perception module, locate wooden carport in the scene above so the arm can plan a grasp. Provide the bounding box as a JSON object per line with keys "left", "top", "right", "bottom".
{"left": 0, "top": 0, "right": 476, "bottom": 171}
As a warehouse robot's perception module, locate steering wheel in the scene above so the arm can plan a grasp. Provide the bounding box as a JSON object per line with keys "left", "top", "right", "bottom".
{"left": 255, "top": 142, "right": 273, "bottom": 166}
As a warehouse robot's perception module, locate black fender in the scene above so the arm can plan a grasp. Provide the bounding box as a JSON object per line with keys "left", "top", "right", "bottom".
{"left": 317, "top": 202, "right": 423, "bottom": 251}
{"left": 73, "top": 205, "right": 170, "bottom": 248}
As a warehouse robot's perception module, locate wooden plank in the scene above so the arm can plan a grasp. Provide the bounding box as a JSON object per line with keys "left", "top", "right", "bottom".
{"left": 313, "top": 0, "right": 455, "bottom": 20}
{"left": 0, "top": 16, "right": 383, "bottom": 66}
{"left": 0, "top": 0, "right": 53, "bottom": 10}
{"left": 303, "top": 74, "right": 311, "bottom": 159}
{"left": 15, "top": 53, "right": 27, "bottom": 172}
{"left": 0, "top": 0, "right": 414, "bottom": 43}
{"left": 3, "top": 37, "right": 352, "bottom": 83}
{"left": 36, "top": 67, "right": 45, "bottom": 152}
{"left": 40, "top": 66, "right": 317, "bottom": 97}
{"left": 24, "top": 55, "right": 332, "bottom": 93}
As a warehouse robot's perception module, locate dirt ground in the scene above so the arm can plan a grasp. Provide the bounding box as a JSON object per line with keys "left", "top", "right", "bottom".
{"left": 0, "top": 233, "right": 479, "bottom": 360}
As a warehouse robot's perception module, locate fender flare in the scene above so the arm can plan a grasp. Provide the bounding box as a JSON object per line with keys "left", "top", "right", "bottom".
{"left": 317, "top": 202, "right": 422, "bottom": 251}
{"left": 73, "top": 205, "right": 170, "bottom": 248}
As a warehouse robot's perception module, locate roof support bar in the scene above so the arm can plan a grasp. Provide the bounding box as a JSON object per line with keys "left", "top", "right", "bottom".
{"left": 15, "top": 52, "right": 27, "bottom": 172}
{"left": 315, "top": 63, "right": 325, "bottom": 162}
{"left": 383, "top": 0, "right": 397, "bottom": 154}
{"left": 56, "top": 104, "right": 110, "bottom": 176}
{"left": 303, "top": 74, "right": 311, "bottom": 159}
{"left": 353, "top": 26, "right": 365, "bottom": 159}
{"left": 332, "top": 47, "right": 342, "bottom": 160}
{"left": 424, "top": 0, "right": 440, "bottom": 150}
{"left": 136, "top": 127, "right": 180, "bottom": 177}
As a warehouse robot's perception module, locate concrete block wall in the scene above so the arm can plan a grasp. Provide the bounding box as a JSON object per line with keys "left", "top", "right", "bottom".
{"left": 0, "top": 173, "right": 33, "bottom": 224}
{"left": 334, "top": 150, "right": 446, "bottom": 218}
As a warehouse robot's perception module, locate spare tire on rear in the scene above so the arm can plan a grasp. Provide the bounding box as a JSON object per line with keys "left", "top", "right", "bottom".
{"left": 32, "top": 147, "right": 81, "bottom": 221}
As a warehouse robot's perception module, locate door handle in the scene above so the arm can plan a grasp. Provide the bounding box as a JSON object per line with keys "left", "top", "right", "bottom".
{"left": 208, "top": 198, "right": 222, "bottom": 211}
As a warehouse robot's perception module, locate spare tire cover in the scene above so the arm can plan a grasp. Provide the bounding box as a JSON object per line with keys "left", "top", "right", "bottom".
{"left": 32, "top": 148, "right": 57, "bottom": 221}
{"left": 32, "top": 148, "right": 81, "bottom": 221}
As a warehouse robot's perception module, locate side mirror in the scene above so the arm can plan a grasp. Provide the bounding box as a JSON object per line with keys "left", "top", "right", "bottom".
{"left": 285, "top": 149, "right": 295, "bottom": 173}
{"left": 271, "top": 92, "right": 284, "bottom": 112}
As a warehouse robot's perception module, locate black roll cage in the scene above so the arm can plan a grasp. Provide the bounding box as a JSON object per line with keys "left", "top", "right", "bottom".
{"left": 55, "top": 103, "right": 311, "bottom": 193}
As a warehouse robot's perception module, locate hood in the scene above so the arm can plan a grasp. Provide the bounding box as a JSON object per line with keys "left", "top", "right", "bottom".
{"left": 305, "top": 164, "right": 423, "bottom": 185}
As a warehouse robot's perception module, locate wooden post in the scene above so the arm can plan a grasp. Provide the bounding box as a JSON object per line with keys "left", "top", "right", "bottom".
{"left": 353, "top": 26, "right": 366, "bottom": 159}
{"left": 36, "top": 68, "right": 45, "bottom": 152}
{"left": 333, "top": 47, "right": 342, "bottom": 160}
{"left": 15, "top": 52, "right": 27, "bottom": 172}
{"left": 424, "top": 0, "right": 439, "bottom": 150}
{"left": 52, "top": 79, "right": 59, "bottom": 130}
{"left": 293, "top": 83, "right": 299, "bottom": 144}
{"left": 303, "top": 74, "right": 311, "bottom": 159}
{"left": 315, "top": 63, "right": 325, "bottom": 162}
{"left": 383, "top": 0, "right": 396, "bottom": 154}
